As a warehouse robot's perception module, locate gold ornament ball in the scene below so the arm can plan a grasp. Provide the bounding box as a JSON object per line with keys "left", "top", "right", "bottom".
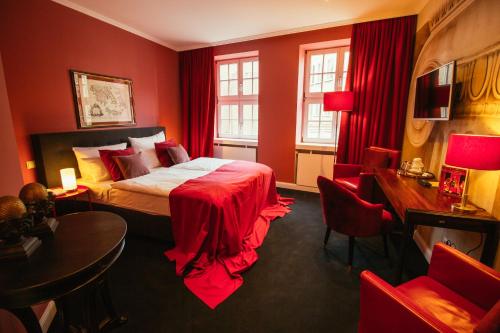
{"left": 19, "top": 182, "right": 48, "bottom": 203}
{"left": 0, "top": 196, "right": 27, "bottom": 222}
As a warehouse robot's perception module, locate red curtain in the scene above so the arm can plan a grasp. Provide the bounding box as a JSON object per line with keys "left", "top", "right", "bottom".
{"left": 180, "top": 47, "right": 216, "bottom": 159}
{"left": 337, "top": 16, "right": 417, "bottom": 164}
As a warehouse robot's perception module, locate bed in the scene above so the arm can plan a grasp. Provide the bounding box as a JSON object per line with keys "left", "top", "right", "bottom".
{"left": 31, "top": 126, "right": 292, "bottom": 308}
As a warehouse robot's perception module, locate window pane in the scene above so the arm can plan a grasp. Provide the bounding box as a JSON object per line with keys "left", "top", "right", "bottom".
{"left": 242, "top": 79, "right": 252, "bottom": 95}
{"left": 229, "top": 80, "right": 238, "bottom": 96}
{"left": 230, "top": 104, "right": 238, "bottom": 119}
{"left": 253, "top": 61, "right": 259, "bottom": 77}
{"left": 253, "top": 105, "right": 258, "bottom": 119}
{"left": 220, "top": 119, "right": 230, "bottom": 135}
{"left": 220, "top": 81, "right": 228, "bottom": 96}
{"left": 320, "top": 108, "right": 333, "bottom": 121}
{"left": 243, "top": 104, "right": 253, "bottom": 119}
{"left": 220, "top": 105, "right": 229, "bottom": 119}
{"left": 219, "top": 64, "right": 228, "bottom": 80}
{"left": 310, "top": 54, "right": 323, "bottom": 74}
{"left": 319, "top": 121, "right": 332, "bottom": 139}
{"left": 229, "top": 63, "right": 238, "bottom": 79}
{"left": 231, "top": 120, "right": 239, "bottom": 135}
{"left": 243, "top": 61, "right": 253, "bottom": 79}
{"left": 343, "top": 52, "right": 350, "bottom": 71}
{"left": 322, "top": 73, "right": 335, "bottom": 92}
{"left": 309, "top": 74, "right": 322, "bottom": 93}
{"left": 323, "top": 53, "right": 337, "bottom": 73}
{"left": 308, "top": 104, "right": 321, "bottom": 121}
{"left": 307, "top": 121, "right": 319, "bottom": 138}
{"left": 253, "top": 78, "right": 259, "bottom": 95}
{"left": 342, "top": 72, "right": 348, "bottom": 91}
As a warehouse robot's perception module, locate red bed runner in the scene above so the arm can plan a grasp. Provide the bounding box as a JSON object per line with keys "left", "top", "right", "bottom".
{"left": 164, "top": 160, "right": 292, "bottom": 309}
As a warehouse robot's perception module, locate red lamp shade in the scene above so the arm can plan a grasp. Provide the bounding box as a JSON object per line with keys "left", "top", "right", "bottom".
{"left": 445, "top": 134, "right": 500, "bottom": 170}
{"left": 323, "top": 91, "right": 353, "bottom": 111}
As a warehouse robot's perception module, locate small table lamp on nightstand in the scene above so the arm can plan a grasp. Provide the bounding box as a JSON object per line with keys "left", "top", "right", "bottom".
{"left": 445, "top": 134, "right": 500, "bottom": 213}
{"left": 60, "top": 168, "right": 77, "bottom": 192}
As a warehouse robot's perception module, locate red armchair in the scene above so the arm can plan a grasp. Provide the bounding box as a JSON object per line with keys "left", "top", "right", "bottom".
{"left": 317, "top": 176, "right": 394, "bottom": 266}
{"left": 359, "top": 243, "right": 500, "bottom": 333}
{"left": 333, "top": 146, "right": 401, "bottom": 201}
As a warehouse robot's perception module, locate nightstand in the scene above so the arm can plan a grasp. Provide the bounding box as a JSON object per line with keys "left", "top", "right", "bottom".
{"left": 49, "top": 185, "right": 93, "bottom": 216}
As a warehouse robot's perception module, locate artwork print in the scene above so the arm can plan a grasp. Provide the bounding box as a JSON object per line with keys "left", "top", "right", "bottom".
{"left": 70, "top": 70, "right": 136, "bottom": 128}
{"left": 438, "top": 164, "right": 468, "bottom": 197}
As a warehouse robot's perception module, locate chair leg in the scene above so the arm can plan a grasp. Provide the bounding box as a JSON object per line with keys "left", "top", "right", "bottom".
{"left": 323, "top": 227, "right": 332, "bottom": 247}
{"left": 348, "top": 236, "right": 355, "bottom": 266}
{"left": 382, "top": 234, "right": 389, "bottom": 258}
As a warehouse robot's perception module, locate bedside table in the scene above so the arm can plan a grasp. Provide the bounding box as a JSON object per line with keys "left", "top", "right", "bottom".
{"left": 49, "top": 185, "right": 93, "bottom": 216}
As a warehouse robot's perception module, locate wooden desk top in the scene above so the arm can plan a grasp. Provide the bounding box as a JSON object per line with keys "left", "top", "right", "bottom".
{"left": 0, "top": 211, "right": 127, "bottom": 308}
{"left": 374, "top": 169, "right": 496, "bottom": 223}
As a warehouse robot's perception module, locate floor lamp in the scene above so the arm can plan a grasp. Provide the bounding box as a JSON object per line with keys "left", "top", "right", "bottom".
{"left": 444, "top": 134, "right": 500, "bottom": 213}
{"left": 323, "top": 91, "right": 353, "bottom": 163}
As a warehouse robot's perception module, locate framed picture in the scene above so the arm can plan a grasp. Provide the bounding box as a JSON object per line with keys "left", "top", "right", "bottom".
{"left": 438, "top": 164, "right": 469, "bottom": 197}
{"left": 70, "top": 70, "right": 136, "bottom": 128}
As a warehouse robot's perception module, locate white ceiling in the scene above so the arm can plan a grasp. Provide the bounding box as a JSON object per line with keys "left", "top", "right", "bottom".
{"left": 52, "top": 0, "right": 426, "bottom": 51}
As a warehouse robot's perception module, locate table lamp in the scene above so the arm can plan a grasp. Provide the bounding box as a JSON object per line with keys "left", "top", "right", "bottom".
{"left": 60, "top": 168, "right": 77, "bottom": 192}
{"left": 445, "top": 134, "right": 500, "bottom": 213}
{"left": 323, "top": 91, "right": 353, "bottom": 160}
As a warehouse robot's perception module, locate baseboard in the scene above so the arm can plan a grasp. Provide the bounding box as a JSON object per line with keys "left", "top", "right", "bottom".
{"left": 276, "top": 181, "right": 319, "bottom": 193}
{"left": 40, "top": 301, "right": 57, "bottom": 333}
{"left": 413, "top": 229, "right": 432, "bottom": 263}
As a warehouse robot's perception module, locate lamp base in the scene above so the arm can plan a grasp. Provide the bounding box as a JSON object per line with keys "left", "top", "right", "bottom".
{"left": 451, "top": 202, "right": 477, "bottom": 214}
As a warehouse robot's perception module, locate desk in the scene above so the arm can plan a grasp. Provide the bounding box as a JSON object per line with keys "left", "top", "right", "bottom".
{"left": 0, "top": 211, "right": 127, "bottom": 332}
{"left": 374, "top": 169, "right": 499, "bottom": 284}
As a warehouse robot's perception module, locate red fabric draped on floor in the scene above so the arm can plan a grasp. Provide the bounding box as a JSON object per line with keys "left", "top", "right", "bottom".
{"left": 164, "top": 161, "right": 293, "bottom": 309}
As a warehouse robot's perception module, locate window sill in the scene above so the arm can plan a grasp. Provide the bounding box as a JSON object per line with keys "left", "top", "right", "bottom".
{"left": 214, "top": 138, "right": 258, "bottom": 147}
{"left": 295, "top": 143, "right": 336, "bottom": 152}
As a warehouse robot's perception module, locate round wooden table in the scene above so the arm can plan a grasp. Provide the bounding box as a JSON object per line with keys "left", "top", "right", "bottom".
{"left": 0, "top": 211, "right": 127, "bottom": 332}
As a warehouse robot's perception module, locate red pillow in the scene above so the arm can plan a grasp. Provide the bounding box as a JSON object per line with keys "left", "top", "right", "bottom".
{"left": 99, "top": 147, "right": 135, "bottom": 181}
{"left": 155, "top": 139, "right": 177, "bottom": 167}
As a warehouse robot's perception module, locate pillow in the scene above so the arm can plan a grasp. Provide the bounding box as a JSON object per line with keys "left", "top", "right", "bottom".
{"left": 155, "top": 139, "right": 177, "bottom": 167}
{"left": 112, "top": 153, "right": 150, "bottom": 179}
{"left": 73, "top": 143, "right": 127, "bottom": 182}
{"left": 99, "top": 147, "right": 135, "bottom": 181}
{"left": 362, "top": 148, "right": 389, "bottom": 172}
{"left": 129, "top": 131, "right": 166, "bottom": 169}
{"left": 475, "top": 300, "right": 500, "bottom": 333}
{"left": 166, "top": 144, "right": 190, "bottom": 165}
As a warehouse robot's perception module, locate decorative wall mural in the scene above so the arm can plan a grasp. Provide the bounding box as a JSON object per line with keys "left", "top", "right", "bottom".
{"left": 454, "top": 47, "right": 500, "bottom": 118}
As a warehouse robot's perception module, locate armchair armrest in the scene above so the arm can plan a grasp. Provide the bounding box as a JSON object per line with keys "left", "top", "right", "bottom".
{"left": 428, "top": 243, "right": 500, "bottom": 310}
{"left": 333, "top": 163, "right": 362, "bottom": 179}
{"left": 359, "top": 271, "right": 454, "bottom": 333}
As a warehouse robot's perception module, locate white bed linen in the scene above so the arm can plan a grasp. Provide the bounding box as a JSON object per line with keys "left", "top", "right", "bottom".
{"left": 110, "top": 157, "right": 232, "bottom": 197}
{"left": 77, "top": 157, "right": 233, "bottom": 216}
{"left": 77, "top": 179, "right": 171, "bottom": 216}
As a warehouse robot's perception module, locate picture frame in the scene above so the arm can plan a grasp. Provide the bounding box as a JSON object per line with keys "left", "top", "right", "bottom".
{"left": 438, "top": 164, "right": 469, "bottom": 197}
{"left": 70, "top": 70, "right": 136, "bottom": 128}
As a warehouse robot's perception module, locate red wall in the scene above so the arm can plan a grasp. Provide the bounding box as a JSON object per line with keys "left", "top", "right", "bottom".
{"left": 214, "top": 25, "right": 352, "bottom": 182}
{"left": 0, "top": 0, "right": 181, "bottom": 183}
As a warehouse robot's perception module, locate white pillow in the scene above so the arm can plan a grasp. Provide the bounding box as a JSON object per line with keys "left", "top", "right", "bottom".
{"left": 128, "top": 131, "right": 165, "bottom": 169}
{"left": 73, "top": 143, "right": 127, "bottom": 182}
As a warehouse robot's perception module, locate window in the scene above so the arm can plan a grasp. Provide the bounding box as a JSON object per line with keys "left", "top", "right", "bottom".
{"left": 216, "top": 57, "right": 259, "bottom": 140}
{"left": 302, "top": 47, "right": 350, "bottom": 144}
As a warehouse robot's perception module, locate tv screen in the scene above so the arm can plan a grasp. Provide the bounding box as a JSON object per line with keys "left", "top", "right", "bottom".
{"left": 414, "top": 61, "right": 454, "bottom": 120}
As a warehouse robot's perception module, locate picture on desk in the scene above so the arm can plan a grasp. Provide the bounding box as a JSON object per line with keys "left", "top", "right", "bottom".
{"left": 438, "top": 165, "right": 468, "bottom": 197}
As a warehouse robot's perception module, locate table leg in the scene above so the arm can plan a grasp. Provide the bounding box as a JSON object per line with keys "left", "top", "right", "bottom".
{"left": 9, "top": 307, "right": 43, "bottom": 333}
{"left": 98, "top": 277, "right": 128, "bottom": 331}
{"left": 396, "top": 222, "right": 414, "bottom": 285}
{"left": 82, "top": 286, "right": 99, "bottom": 333}
{"left": 480, "top": 225, "right": 498, "bottom": 266}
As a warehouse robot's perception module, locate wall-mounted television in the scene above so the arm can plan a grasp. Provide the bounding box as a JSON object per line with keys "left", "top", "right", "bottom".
{"left": 414, "top": 61, "right": 455, "bottom": 120}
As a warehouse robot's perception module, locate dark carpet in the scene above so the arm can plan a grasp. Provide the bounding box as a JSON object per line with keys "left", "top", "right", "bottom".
{"left": 85, "top": 189, "right": 427, "bottom": 332}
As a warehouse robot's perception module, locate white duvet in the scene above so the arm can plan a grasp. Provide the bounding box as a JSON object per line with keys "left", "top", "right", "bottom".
{"left": 110, "top": 157, "right": 233, "bottom": 197}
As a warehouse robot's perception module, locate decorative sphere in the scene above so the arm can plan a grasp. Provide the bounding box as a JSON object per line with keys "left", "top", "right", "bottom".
{"left": 19, "top": 182, "right": 48, "bottom": 203}
{"left": 0, "top": 196, "right": 27, "bottom": 222}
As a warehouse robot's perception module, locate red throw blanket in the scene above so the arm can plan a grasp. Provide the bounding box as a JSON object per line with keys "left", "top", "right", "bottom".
{"left": 164, "top": 160, "right": 292, "bottom": 309}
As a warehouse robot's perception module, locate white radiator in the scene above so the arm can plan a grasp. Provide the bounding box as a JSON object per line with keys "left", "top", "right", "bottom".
{"left": 296, "top": 151, "right": 335, "bottom": 187}
{"left": 213, "top": 143, "right": 257, "bottom": 162}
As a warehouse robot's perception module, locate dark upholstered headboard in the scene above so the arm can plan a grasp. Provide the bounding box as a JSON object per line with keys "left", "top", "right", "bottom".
{"left": 31, "top": 126, "right": 165, "bottom": 187}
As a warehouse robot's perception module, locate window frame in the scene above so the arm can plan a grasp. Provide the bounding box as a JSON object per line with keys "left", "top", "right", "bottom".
{"left": 215, "top": 56, "right": 259, "bottom": 141}
{"left": 301, "top": 46, "right": 350, "bottom": 145}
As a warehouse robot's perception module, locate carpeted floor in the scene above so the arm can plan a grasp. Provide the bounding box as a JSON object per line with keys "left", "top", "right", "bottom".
{"left": 67, "top": 189, "right": 427, "bottom": 333}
